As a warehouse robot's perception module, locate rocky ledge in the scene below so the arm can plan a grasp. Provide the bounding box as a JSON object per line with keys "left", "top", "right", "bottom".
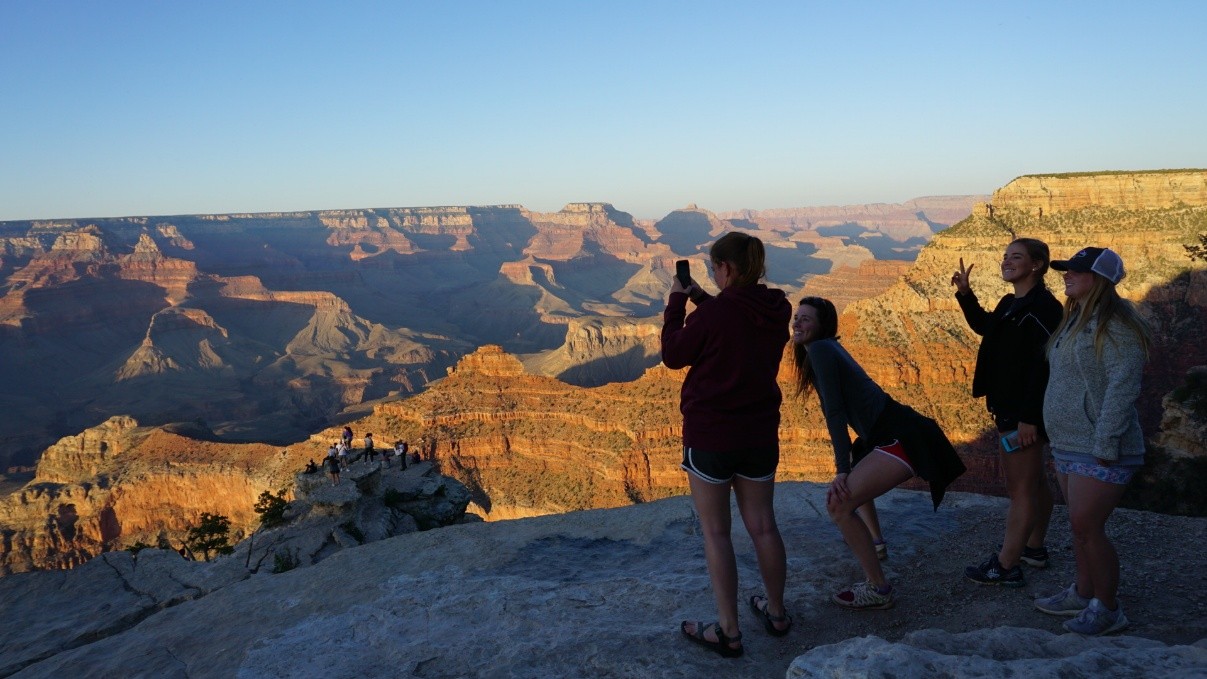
{"left": 1, "top": 484, "right": 1203, "bottom": 678}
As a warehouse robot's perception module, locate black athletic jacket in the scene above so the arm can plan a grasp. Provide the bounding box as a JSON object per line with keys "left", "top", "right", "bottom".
{"left": 956, "top": 284, "right": 1063, "bottom": 430}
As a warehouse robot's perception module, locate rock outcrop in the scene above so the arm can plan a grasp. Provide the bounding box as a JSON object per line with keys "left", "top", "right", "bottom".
{"left": 0, "top": 417, "right": 285, "bottom": 575}
{"left": 1157, "top": 366, "right": 1207, "bottom": 459}
{"left": 787, "top": 627, "right": 1207, "bottom": 678}
{"left": 0, "top": 408, "right": 471, "bottom": 576}
{"left": 991, "top": 170, "right": 1207, "bottom": 215}
{"left": 2, "top": 485, "right": 1203, "bottom": 678}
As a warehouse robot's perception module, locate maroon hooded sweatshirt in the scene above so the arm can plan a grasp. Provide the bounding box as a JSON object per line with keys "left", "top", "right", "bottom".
{"left": 660, "top": 284, "right": 791, "bottom": 453}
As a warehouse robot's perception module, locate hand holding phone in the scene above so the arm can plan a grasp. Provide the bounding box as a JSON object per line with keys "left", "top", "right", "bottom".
{"left": 1001, "top": 430, "right": 1021, "bottom": 453}
{"left": 675, "top": 259, "right": 692, "bottom": 288}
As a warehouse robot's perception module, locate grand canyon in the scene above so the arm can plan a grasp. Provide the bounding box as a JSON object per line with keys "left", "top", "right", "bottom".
{"left": 1, "top": 170, "right": 1205, "bottom": 576}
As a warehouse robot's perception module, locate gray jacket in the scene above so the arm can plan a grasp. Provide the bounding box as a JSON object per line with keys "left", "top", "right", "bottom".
{"left": 1043, "top": 314, "right": 1146, "bottom": 462}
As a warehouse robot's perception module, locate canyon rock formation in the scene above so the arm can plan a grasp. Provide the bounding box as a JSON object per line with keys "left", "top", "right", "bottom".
{"left": 0, "top": 198, "right": 975, "bottom": 471}
{"left": 990, "top": 170, "right": 1207, "bottom": 215}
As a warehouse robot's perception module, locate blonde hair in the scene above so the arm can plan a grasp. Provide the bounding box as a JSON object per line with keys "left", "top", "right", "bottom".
{"left": 1049, "top": 274, "right": 1152, "bottom": 358}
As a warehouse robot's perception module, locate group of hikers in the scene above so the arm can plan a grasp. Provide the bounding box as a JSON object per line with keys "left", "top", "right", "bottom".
{"left": 317, "top": 427, "right": 416, "bottom": 485}
{"left": 662, "top": 232, "right": 1151, "bottom": 657}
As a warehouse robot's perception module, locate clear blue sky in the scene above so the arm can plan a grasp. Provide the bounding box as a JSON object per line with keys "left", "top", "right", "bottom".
{"left": 2, "top": 1, "right": 1204, "bottom": 221}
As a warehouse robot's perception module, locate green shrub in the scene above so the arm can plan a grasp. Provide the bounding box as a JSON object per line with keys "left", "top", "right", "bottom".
{"left": 1185, "top": 233, "right": 1207, "bottom": 262}
{"left": 125, "top": 541, "right": 154, "bottom": 555}
{"left": 185, "top": 513, "right": 234, "bottom": 561}
{"left": 254, "top": 490, "right": 290, "bottom": 528}
{"left": 272, "top": 549, "right": 300, "bottom": 574}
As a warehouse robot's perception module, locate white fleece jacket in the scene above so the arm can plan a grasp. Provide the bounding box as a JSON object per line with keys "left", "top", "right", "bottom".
{"left": 1043, "top": 314, "right": 1147, "bottom": 462}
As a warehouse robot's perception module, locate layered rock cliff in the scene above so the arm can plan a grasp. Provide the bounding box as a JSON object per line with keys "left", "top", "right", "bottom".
{"left": 0, "top": 417, "right": 286, "bottom": 575}
{"left": 991, "top": 169, "right": 1207, "bottom": 215}
{"left": 1, "top": 197, "right": 961, "bottom": 470}
{"left": 0, "top": 413, "right": 471, "bottom": 576}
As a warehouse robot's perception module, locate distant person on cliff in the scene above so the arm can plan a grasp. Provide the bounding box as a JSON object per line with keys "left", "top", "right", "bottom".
{"left": 790, "top": 296, "right": 965, "bottom": 611}
{"left": 363, "top": 433, "right": 375, "bottom": 463}
{"left": 1034, "top": 247, "right": 1151, "bottom": 636}
{"left": 395, "top": 441, "right": 409, "bottom": 470}
{"left": 336, "top": 440, "right": 350, "bottom": 470}
{"left": 951, "top": 238, "right": 1063, "bottom": 587}
{"left": 324, "top": 453, "right": 341, "bottom": 485}
{"left": 662, "top": 232, "right": 793, "bottom": 658}
{"left": 342, "top": 426, "right": 354, "bottom": 450}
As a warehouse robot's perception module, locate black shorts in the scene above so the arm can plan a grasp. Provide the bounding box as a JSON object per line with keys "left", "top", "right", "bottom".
{"left": 681, "top": 445, "right": 779, "bottom": 484}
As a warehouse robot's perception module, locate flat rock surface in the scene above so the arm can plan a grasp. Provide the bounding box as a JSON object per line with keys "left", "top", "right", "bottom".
{"left": 3, "top": 483, "right": 1205, "bottom": 678}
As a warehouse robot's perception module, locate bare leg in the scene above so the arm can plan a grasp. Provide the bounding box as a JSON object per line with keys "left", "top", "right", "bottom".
{"left": 686, "top": 474, "right": 741, "bottom": 647}
{"left": 1029, "top": 460, "right": 1054, "bottom": 550}
{"left": 733, "top": 475, "right": 789, "bottom": 630}
{"left": 855, "top": 502, "right": 884, "bottom": 543}
{"left": 1055, "top": 470, "right": 1090, "bottom": 598}
{"left": 1065, "top": 472, "right": 1129, "bottom": 609}
{"left": 998, "top": 441, "right": 1045, "bottom": 568}
{"left": 827, "top": 454, "right": 912, "bottom": 587}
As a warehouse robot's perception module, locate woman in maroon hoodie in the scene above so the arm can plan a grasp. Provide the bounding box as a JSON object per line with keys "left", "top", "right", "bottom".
{"left": 662, "top": 232, "right": 793, "bottom": 658}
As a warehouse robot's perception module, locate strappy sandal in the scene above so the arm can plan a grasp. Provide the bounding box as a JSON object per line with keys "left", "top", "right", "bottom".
{"left": 680, "top": 620, "right": 744, "bottom": 658}
{"left": 749, "top": 595, "right": 792, "bottom": 637}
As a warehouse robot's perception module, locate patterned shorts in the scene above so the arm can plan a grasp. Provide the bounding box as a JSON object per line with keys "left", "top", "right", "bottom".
{"left": 1054, "top": 458, "right": 1139, "bottom": 485}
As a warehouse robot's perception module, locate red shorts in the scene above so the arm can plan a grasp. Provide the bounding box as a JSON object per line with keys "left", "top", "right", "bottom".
{"left": 871, "top": 439, "right": 915, "bottom": 476}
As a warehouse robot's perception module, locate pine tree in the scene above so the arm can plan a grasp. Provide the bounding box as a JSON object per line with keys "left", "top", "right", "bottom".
{"left": 185, "top": 512, "right": 234, "bottom": 561}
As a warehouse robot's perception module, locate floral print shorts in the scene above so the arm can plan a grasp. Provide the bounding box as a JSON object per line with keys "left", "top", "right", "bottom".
{"left": 1054, "top": 458, "right": 1139, "bottom": 485}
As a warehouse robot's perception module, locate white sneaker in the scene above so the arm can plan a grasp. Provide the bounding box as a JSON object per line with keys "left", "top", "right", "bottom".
{"left": 833, "top": 581, "right": 894, "bottom": 610}
{"left": 1034, "top": 582, "right": 1089, "bottom": 617}
{"left": 1063, "top": 598, "right": 1129, "bottom": 635}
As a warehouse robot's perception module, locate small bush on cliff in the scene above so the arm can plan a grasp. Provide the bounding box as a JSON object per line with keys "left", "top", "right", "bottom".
{"left": 1184, "top": 233, "right": 1207, "bottom": 262}
{"left": 185, "top": 512, "right": 234, "bottom": 561}
{"left": 254, "top": 490, "right": 289, "bottom": 528}
{"left": 1170, "top": 367, "right": 1207, "bottom": 419}
{"left": 125, "top": 541, "right": 154, "bottom": 556}
{"left": 272, "top": 549, "right": 300, "bottom": 574}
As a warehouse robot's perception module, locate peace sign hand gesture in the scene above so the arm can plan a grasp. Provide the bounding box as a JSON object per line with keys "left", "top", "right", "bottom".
{"left": 950, "top": 258, "right": 974, "bottom": 295}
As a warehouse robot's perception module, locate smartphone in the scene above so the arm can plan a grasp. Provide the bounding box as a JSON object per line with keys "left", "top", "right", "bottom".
{"left": 1001, "top": 430, "right": 1021, "bottom": 453}
{"left": 675, "top": 259, "right": 692, "bottom": 287}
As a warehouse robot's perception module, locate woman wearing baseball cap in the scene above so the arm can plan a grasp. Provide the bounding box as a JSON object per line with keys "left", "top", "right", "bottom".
{"left": 1034, "top": 246, "right": 1152, "bottom": 635}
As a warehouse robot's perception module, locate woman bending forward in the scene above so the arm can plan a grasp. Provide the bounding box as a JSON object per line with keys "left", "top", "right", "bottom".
{"left": 792, "top": 297, "right": 965, "bottom": 610}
